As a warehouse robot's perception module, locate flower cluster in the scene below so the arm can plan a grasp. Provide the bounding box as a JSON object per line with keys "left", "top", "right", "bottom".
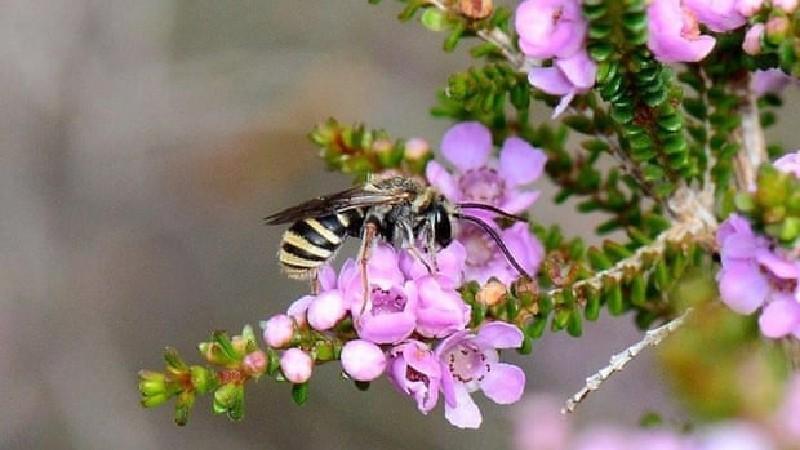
{"left": 257, "top": 122, "right": 546, "bottom": 428}
{"left": 515, "top": 0, "right": 597, "bottom": 116}
{"left": 261, "top": 243, "right": 527, "bottom": 427}
{"left": 513, "top": 376, "right": 800, "bottom": 450}
{"left": 716, "top": 151, "right": 800, "bottom": 339}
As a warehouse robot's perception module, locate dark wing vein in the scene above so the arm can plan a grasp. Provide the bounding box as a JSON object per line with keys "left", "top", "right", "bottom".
{"left": 263, "top": 185, "right": 410, "bottom": 225}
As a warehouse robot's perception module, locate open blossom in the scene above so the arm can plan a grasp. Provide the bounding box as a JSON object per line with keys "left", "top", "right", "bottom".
{"left": 387, "top": 340, "right": 442, "bottom": 414}
{"left": 436, "top": 321, "right": 525, "bottom": 428}
{"left": 400, "top": 240, "right": 467, "bottom": 289}
{"left": 752, "top": 68, "right": 796, "bottom": 95}
{"left": 461, "top": 221, "right": 544, "bottom": 285}
{"left": 647, "top": 0, "right": 716, "bottom": 63}
{"left": 716, "top": 214, "right": 800, "bottom": 338}
{"left": 515, "top": 0, "right": 586, "bottom": 60}
{"left": 427, "top": 122, "right": 547, "bottom": 216}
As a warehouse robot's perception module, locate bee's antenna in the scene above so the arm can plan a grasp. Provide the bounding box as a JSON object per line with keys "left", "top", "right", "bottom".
{"left": 457, "top": 203, "right": 529, "bottom": 223}
{"left": 454, "top": 213, "right": 531, "bottom": 278}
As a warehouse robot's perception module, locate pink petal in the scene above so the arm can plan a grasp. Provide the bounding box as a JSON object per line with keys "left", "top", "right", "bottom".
{"left": 444, "top": 384, "right": 482, "bottom": 428}
{"left": 480, "top": 363, "right": 525, "bottom": 405}
{"left": 426, "top": 160, "right": 459, "bottom": 200}
{"left": 759, "top": 297, "right": 800, "bottom": 338}
{"left": 318, "top": 264, "right": 336, "bottom": 291}
{"left": 718, "top": 262, "right": 769, "bottom": 314}
{"left": 756, "top": 249, "right": 799, "bottom": 279}
{"left": 500, "top": 190, "right": 541, "bottom": 215}
{"left": 499, "top": 137, "right": 547, "bottom": 185}
{"left": 475, "top": 321, "right": 524, "bottom": 348}
{"left": 528, "top": 66, "right": 573, "bottom": 95}
{"left": 441, "top": 122, "right": 493, "bottom": 172}
{"left": 555, "top": 51, "right": 596, "bottom": 89}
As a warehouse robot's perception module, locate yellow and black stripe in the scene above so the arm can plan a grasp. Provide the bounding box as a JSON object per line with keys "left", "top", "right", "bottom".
{"left": 279, "top": 209, "right": 364, "bottom": 278}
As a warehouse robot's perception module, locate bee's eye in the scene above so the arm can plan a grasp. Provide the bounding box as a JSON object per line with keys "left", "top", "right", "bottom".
{"left": 433, "top": 205, "right": 452, "bottom": 247}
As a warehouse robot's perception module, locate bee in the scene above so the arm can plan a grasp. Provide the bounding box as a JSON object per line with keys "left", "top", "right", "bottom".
{"left": 264, "top": 175, "right": 530, "bottom": 289}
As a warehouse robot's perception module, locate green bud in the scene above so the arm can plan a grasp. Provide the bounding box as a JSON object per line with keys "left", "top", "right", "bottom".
{"left": 141, "top": 393, "right": 169, "bottom": 408}
{"left": 190, "top": 365, "right": 217, "bottom": 395}
{"left": 174, "top": 390, "right": 196, "bottom": 426}
{"left": 780, "top": 217, "right": 800, "bottom": 242}
{"left": 138, "top": 370, "right": 168, "bottom": 397}
{"left": 420, "top": 8, "right": 446, "bottom": 32}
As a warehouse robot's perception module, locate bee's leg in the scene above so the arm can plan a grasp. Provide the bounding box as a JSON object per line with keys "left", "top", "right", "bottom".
{"left": 309, "top": 270, "right": 320, "bottom": 295}
{"left": 402, "top": 221, "right": 433, "bottom": 274}
{"left": 358, "top": 221, "right": 378, "bottom": 315}
{"left": 427, "top": 214, "right": 439, "bottom": 272}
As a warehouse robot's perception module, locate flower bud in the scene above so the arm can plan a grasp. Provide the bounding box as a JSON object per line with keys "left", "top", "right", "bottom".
{"left": 766, "top": 16, "right": 790, "bottom": 44}
{"left": 476, "top": 279, "right": 507, "bottom": 306}
{"left": 138, "top": 370, "right": 168, "bottom": 397}
{"left": 307, "top": 290, "right": 346, "bottom": 331}
{"left": 743, "top": 23, "right": 765, "bottom": 55}
{"left": 287, "top": 295, "right": 314, "bottom": 326}
{"left": 341, "top": 340, "right": 387, "bottom": 382}
{"left": 280, "top": 348, "right": 313, "bottom": 383}
{"left": 242, "top": 350, "right": 267, "bottom": 377}
{"left": 262, "top": 314, "right": 294, "bottom": 348}
{"left": 404, "top": 138, "right": 430, "bottom": 160}
{"left": 459, "top": 0, "right": 493, "bottom": 19}
{"left": 190, "top": 365, "right": 217, "bottom": 394}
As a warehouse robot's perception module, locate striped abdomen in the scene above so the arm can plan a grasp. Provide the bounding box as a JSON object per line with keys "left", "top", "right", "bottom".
{"left": 278, "top": 209, "right": 365, "bottom": 279}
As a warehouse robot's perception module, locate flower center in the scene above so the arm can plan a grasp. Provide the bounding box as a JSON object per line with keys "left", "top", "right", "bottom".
{"left": 405, "top": 366, "right": 429, "bottom": 385}
{"left": 446, "top": 343, "right": 489, "bottom": 383}
{"left": 460, "top": 223, "right": 497, "bottom": 268}
{"left": 458, "top": 168, "right": 506, "bottom": 205}
{"left": 370, "top": 286, "right": 407, "bottom": 314}
{"left": 680, "top": 6, "right": 701, "bottom": 39}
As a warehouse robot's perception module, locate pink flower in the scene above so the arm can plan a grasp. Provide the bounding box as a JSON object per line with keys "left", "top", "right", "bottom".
{"left": 436, "top": 321, "right": 525, "bottom": 428}
{"left": 261, "top": 314, "right": 295, "bottom": 348}
{"left": 743, "top": 24, "right": 765, "bottom": 55}
{"left": 460, "top": 221, "right": 544, "bottom": 285}
{"left": 343, "top": 245, "right": 418, "bottom": 344}
{"left": 307, "top": 290, "right": 347, "bottom": 331}
{"left": 737, "top": 0, "right": 764, "bottom": 17}
{"left": 774, "top": 150, "right": 800, "bottom": 178}
{"left": 427, "top": 122, "right": 546, "bottom": 216}
{"left": 774, "top": 0, "right": 799, "bottom": 12}
{"left": 400, "top": 240, "right": 467, "bottom": 289}
{"left": 528, "top": 50, "right": 597, "bottom": 117}
{"left": 512, "top": 395, "right": 571, "bottom": 450}
{"left": 647, "top": 0, "right": 716, "bottom": 63}
{"left": 242, "top": 350, "right": 267, "bottom": 376}
{"left": 414, "top": 275, "right": 471, "bottom": 338}
{"left": 515, "top": 0, "right": 587, "bottom": 59}
{"left": 341, "top": 340, "right": 387, "bottom": 382}
{"left": 751, "top": 69, "right": 796, "bottom": 96}
{"left": 286, "top": 295, "right": 314, "bottom": 326}
{"left": 759, "top": 293, "right": 800, "bottom": 338}
{"left": 684, "top": 0, "right": 746, "bottom": 32}
{"left": 387, "top": 340, "right": 442, "bottom": 413}
{"left": 280, "top": 348, "right": 313, "bottom": 383}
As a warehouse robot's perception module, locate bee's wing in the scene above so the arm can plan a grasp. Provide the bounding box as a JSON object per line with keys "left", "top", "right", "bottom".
{"left": 263, "top": 185, "right": 410, "bottom": 225}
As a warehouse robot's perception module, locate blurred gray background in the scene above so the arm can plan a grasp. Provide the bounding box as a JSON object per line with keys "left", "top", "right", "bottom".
{"left": 2, "top": 1, "right": 797, "bottom": 449}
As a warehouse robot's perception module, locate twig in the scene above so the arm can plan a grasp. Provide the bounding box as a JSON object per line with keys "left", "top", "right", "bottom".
{"left": 561, "top": 308, "right": 693, "bottom": 414}
{"left": 426, "top": 0, "right": 535, "bottom": 72}
{"left": 735, "top": 84, "right": 767, "bottom": 191}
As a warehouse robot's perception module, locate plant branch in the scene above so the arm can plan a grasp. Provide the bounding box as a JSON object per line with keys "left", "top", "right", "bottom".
{"left": 735, "top": 84, "right": 768, "bottom": 191}
{"left": 561, "top": 308, "right": 693, "bottom": 414}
